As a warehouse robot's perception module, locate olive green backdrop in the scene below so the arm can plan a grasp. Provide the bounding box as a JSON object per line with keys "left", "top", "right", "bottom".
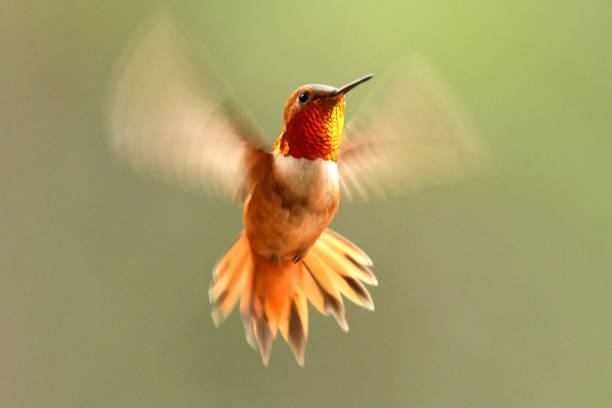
{"left": 2, "top": 1, "right": 611, "bottom": 407}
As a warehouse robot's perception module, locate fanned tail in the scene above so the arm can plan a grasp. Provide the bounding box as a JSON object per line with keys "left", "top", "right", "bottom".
{"left": 209, "top": 229, "right": 376, "bottom": 366}
{"left": 301, "top": 229, "right": 377, "bottom": 331}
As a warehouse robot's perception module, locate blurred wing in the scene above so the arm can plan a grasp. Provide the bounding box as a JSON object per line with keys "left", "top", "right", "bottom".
{"left": 109, "top": 14, "right": 267, "bottom": 201}
{"left": 339, "top": 56, "right": 486, "bottom": 200}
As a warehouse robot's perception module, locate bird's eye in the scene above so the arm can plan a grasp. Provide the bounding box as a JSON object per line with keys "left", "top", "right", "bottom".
{"left": 297, "top": 91, "right": 310, "bottom": 104}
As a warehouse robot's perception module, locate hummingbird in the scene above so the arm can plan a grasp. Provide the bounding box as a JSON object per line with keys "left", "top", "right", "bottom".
{"left": 110, "top": 17, "right": 483, "bottom": 366}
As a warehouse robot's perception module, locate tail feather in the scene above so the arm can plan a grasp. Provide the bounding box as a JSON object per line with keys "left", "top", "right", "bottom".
{"left": 253, "top": 316, "right": 274, "bottom": 366}
{"left": 277, "top": 289, "right": 309, "bottom": 366}
{"left": 300, "top": 265, "right": 326, "bottom": 314}
{"left": 302, "top": 260, "right": 349, "bottom": 331}
{"left": 317, "top": 230, "right": 377, "bottom": 285}
{"left": 209, "top": 228, "right": 376, "bottom": 366}
{"left": 209, "top": 233, "right": 251, "bottom": 326}
{"left": 307, "top": 241, "right": 374, "bottom": 310}
{"left": 239, "top": 269, "right": 256, "bottom": 349}
{"left": 318, "top": 229, "right": 373, "bottom": 266}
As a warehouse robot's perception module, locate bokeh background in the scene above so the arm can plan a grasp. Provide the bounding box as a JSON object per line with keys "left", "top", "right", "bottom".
{"left": 2, "top": 1, "right": 611, "bottom": 407}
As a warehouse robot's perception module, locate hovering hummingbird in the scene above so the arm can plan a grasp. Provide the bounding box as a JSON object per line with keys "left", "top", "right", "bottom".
{"left": 110, "top": 17, "right": 483, "bottom": 366}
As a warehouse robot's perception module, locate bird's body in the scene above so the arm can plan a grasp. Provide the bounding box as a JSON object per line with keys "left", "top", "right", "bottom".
{"left": 242, "top": 83, "right": 353, "bottom": 264}
{"left": 245, "top": 155, "right": 340, "bottom": 263}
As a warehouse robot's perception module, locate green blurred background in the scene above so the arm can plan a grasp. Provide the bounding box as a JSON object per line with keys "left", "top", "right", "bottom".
{"left": 2, "top": 1, "right": 611, "bottom": 407}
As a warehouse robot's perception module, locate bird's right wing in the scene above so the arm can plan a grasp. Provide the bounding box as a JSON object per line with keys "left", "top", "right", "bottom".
{"left": 109, "top": 14, "right": 268, "bottom": 202}
{"left": 339, "top": 56, "right": 486, "bottom": 201}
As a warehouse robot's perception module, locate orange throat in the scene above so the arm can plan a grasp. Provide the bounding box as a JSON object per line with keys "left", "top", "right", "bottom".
{"left": 274, "top": 98, "right": 345, "bottom": 161}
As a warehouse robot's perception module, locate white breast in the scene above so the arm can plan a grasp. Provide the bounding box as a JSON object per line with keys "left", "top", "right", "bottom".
{"left": 273, "top": 155, "right": 339, "bottom": 199}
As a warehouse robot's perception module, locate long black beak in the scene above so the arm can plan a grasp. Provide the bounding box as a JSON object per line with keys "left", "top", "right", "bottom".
{"left": 334, "top": 74, "right": 374, "bottom": 96}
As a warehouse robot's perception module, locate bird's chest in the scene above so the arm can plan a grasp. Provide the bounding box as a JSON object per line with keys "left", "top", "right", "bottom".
{"left": 244, "top": 155, "right": 340, "bottom": 260}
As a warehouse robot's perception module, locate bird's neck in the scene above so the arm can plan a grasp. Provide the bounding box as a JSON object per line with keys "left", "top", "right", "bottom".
{"left": 273, "top": 154, "right": 339, "bottom": 203}
{"left": 273, "top": 99, "right": 345, "bottom": 161}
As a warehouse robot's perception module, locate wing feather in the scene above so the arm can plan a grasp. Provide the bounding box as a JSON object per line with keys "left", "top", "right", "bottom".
{"left": 339, "top": 56, "right": 486, "bottom": 201}
{"left": 109, "top": 14, "right": 267, "bottom": 201}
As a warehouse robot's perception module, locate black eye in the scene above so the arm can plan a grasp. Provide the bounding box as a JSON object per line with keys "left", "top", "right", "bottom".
{"left": 298, "top": 91, "right": 310, "bottom": 104}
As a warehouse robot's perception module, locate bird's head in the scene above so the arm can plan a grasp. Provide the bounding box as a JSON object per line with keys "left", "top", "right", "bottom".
{"left": 274, "top": 74, "right": 373, "bottom": 161}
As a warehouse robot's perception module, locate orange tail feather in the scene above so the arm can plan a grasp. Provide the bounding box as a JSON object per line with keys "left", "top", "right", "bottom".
{"left": 209, "top": 229, "right": 376, "bottom": 366}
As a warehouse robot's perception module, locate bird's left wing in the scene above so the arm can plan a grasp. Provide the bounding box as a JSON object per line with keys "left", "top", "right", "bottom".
{"left": 109, "top": 14, "right": 268, "bottom": 201}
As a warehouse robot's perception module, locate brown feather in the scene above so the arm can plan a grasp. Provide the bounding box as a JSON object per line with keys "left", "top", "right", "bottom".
{"left": 308, "top": 235, "right": 375, "bottom": 310}
{"left": 310, "top": 239, "right": 375, "bottom": 288}
{"left": 287, "top": 301, "right": 306, "bottom": 366}
{"left": 302, "top": 260, "right": 348, "bottom": 331}
{"left": 254, "top": 317, "right": 273, "bottom": 367}
{"left": 300, "top": 265, "right": 326, "bottom": 314}
{"left": 318, "top": 229, "right": 373, "bottom": 267}
{"left": 301, "top": 251, "right": 342, "bottom": 302}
